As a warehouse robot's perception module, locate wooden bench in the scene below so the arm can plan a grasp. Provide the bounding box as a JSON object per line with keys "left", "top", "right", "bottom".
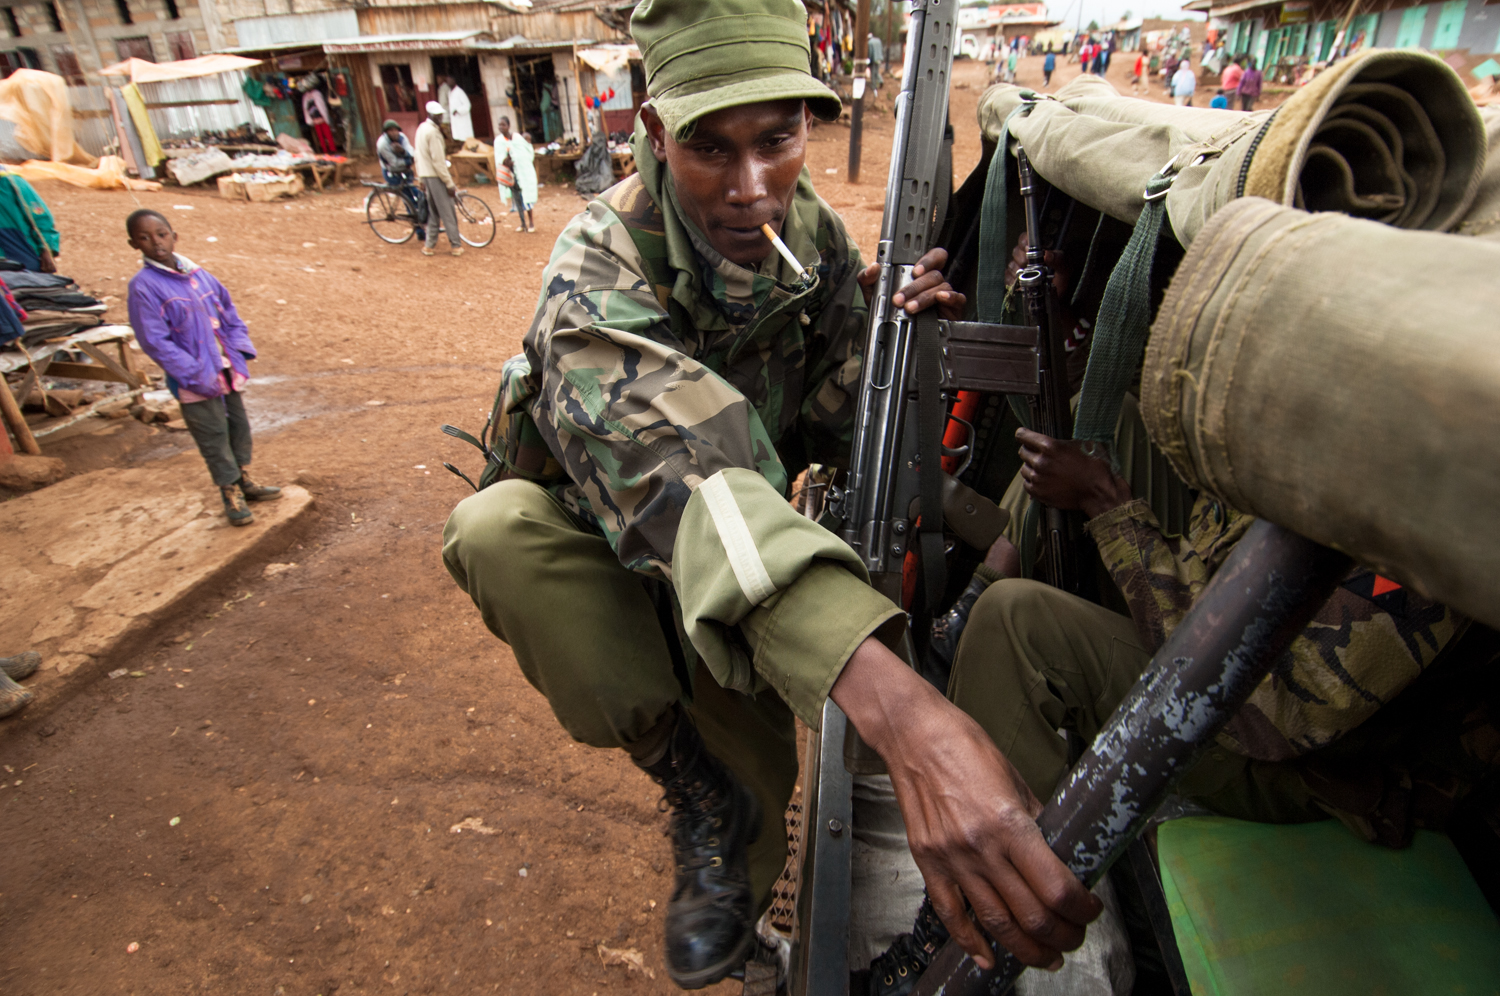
{"left": 0, "top": 325, "right": 146, "bottom": 454}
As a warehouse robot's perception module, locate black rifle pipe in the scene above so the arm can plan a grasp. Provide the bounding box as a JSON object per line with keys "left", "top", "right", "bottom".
{"left": 912, "top": 519, "right": 1352, "bottom": 996}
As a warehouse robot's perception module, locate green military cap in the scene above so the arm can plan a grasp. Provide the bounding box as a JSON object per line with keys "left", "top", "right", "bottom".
{"left": 381, "top": 119, "right": 400, "bottom": 130}
{"left": 631, "top": 0, "right": 843, "bottom": 139}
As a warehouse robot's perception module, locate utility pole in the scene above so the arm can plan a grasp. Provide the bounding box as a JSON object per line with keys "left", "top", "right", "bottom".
{"left": 847, "top": 0, "right": 871, "bottom": 183}
{"left": 885, "top": 0, "right": 894, "bottom": 74}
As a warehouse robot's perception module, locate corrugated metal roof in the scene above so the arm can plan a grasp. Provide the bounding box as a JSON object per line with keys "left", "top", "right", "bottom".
{"left": 1199, "top": 0, "right": 1280, "bottom": 14}
{"left": 321, "top": 29, "right": 488, "bottom": 53}
{"left": 217, "top": 39, "right": 348, "bottom": 56}
{"left": 469, "top": 34, "right": 595, "bottom": 51}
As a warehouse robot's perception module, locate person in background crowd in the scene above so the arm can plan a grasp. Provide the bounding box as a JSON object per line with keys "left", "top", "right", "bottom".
{"left": 1043, "top": 48, "right": 1056, "bottom": 88}
{"left": 498, "top": 117, "right": 538, "bottom": 234}
{"left": 1210, "top": 87, "right": 1229, "bottom": 109}
{"left": 125, "top": 209, "right": 282, "bottom": 527}
{"left": 1238, "top": 56, "right": 1263, "bottom": 110}
{"left": 377, "top": 119, "right": 426, "bottom": 243}
{"left": 1172, "top": 57, "right": 1197, "bottom": 106}
{"left": 1006, "top": 45, "right": 1020, "bottom": 84}
{"left": 1221, "top": 54, "right": 1244, "bottom": 101}
{"left": 437, "top": 74, "right": 453, "bottom": 136}
{"left": 0, "top": 169, "right": 59, "bottom": 272}
{"left": 416, "top": 101, "right": 464, "bottom": 257}
{"left": 868, "top": 31, "right": 884, "bottom": 90}
{"left": 0, "top": 652, "right": 41, "bottom": 719}
{"left": 1132, "top": 49, "right": 1147, "bottom": 94}
{"left": 447, "top": 77, "right": 475, "bottom": 143}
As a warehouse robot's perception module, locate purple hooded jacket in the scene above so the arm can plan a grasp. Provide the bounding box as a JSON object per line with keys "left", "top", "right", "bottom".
{"left": 127, "top": 256, "right": 255, "bottom": 400}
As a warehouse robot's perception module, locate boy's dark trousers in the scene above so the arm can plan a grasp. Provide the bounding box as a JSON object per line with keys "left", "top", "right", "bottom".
{"left": 180, "top": 388, "right": 252, "bottom": 486}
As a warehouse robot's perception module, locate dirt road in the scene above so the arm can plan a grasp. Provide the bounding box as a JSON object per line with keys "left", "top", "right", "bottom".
{"left": 0, "top": 56, "right": 1177, "bottom": 994}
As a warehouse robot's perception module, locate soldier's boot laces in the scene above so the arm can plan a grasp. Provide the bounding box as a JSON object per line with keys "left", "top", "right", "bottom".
{"left": 867, "top": 893, "right": 950, "bottom": 996}
{"left": 637, "top": 713, "right": 761, "bottom": 990}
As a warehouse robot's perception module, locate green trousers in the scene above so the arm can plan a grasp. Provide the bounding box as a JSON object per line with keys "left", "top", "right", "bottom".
{"left": 443, "top": 479, "right": 799, "bottom": 912}
{"left": 949, "top": 577, "right": 1328, "bottom": 824}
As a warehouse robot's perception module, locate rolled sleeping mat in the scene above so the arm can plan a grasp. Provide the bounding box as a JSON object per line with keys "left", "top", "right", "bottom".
{"left": 977, "top": 73, "right": 1262, "bottom": 227}
{"left": 1140, "top": 196, "right": 1500, "bottom": 630}
{"left": 977, "top": 49, "right": 1488, "bottom": 243}
{"left": 1456, "top": 104, "right": 1500, "bottom": 240}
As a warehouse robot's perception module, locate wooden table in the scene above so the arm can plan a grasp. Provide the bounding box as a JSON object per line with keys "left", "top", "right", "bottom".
{"left": 533, "top": 149, "right": 637, "bottom": 183}
{"left": 285, "top": 160, "right": 344, "bottom": 191}
{"left": 0, "top": 325, "right": 145, "bottom": 454}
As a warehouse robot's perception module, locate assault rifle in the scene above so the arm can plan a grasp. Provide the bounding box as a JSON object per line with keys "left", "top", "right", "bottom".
{"left": 792, "top": 4, "right": 1081, "bottom": 992}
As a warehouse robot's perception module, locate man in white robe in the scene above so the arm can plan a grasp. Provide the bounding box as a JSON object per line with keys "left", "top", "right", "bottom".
{"left": 447, "top": 79, "right": 475, "bottom": 142}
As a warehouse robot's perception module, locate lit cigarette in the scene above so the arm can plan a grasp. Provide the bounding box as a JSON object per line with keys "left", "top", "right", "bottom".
{"left": 762, "top": 223, "right": 806, "bottom": 274}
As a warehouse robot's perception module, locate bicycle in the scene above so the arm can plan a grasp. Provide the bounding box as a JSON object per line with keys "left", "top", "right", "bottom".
{"left": 362, "top": 180, "right": 496, "bottom": 248}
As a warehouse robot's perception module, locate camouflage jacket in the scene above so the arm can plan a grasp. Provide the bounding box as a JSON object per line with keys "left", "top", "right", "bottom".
{"left": 1085, "top": 496, "right": 1460, "bottom": 761}
{"left": 511, "top": 132, "right": 902, "bottom": 725}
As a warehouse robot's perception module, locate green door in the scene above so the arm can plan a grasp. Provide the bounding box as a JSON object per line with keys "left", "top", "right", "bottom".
{"left": 1395, "top": 5, "right": 1429, "bottom": 48}
{"left": 1431, "top": 0, "right": 1465, "bottom": 49}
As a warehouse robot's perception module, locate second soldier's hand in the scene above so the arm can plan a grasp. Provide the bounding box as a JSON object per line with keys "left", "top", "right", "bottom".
{"left": 1017, "top": 428, "right": 1133, "bottom": 519}
{"left": 857, "top": 246, "right": 967, "bottom": 321}
{"left": 830, "top": 636, "right": 1102, "bottom": 971}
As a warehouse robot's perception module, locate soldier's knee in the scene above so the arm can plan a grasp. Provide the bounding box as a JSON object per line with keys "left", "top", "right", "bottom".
{"left": 441, "top": 479, "right": 557, "bottom": 589}
{"left": 968, "top": 577, "right": 1059, "bottom": 638}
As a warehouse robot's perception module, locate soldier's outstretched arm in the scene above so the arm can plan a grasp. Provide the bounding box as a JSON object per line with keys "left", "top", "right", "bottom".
{"left": 829, "top": 635, "right": 1103, "bottom": 970}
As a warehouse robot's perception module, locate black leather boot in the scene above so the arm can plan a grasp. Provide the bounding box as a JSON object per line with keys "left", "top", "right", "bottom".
{"left": 637, "top": 712, "right": 762, "bottom": 989}
{"left": 866, "top": 893, "right": 951, "bottom": 996}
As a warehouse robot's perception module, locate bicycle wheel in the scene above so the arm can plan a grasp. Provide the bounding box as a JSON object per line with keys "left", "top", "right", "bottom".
{"left": 366, "top": 188, "right": 417, "bottom": 244}
{"left": 455, "top": 192, "right": 497, "bottom": 248}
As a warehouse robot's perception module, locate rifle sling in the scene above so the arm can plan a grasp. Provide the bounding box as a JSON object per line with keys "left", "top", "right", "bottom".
{"left": 916, "top": 309, "right": 946, "bottom": 608}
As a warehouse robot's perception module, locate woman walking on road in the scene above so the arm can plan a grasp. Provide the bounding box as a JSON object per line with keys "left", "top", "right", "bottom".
{"left": 1238, "top": 56, "right": 1263, "bottom": 110}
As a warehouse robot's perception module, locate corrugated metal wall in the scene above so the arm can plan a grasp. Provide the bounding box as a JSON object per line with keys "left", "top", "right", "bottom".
{"left": 357, "top": 3, "right": 495, "bottom": 35}
{"left": 136, "top": 71, "right": 256, "bottom": 140}
{"left": 69, "top": 86, "right": 116, "bottom": 159}
{"left": 68, "top": 72, "right": 258, "bottom": 158}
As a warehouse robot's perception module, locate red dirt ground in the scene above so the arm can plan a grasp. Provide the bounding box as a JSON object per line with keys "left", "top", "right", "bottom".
{"left": 0, "top": 57, "right": 1184, "bottom": 994}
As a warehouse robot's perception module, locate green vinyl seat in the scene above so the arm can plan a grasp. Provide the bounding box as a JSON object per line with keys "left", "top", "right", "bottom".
{"left": 1157, "top": 816, "right": 1500, "bottom": 996}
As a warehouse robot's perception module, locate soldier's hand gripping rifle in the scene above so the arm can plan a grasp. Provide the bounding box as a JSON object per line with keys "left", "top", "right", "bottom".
{"left": 1014, "top": 147, "right": 1084, "bottom": 595}
{"left": 795, "top": 8, "right": 1074, "bottom": 993}
{"left": 832, "top": 2, "right": 1043, "bottom": 612}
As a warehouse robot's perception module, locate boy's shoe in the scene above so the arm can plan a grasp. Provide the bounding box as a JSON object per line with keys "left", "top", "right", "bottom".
{"left": 0, "top": 671, "right": 33, "bottom": 719}
{"left": 238, "top": 471, "right": 282, "bottom": 502}
{"left": 450, "top": 246, "right": 464, "bottom": 256}
{"left": 220, "top": 484, "right": 254, "bottom": 527}
{"left": 637, "top": 712, "right": 762, "bottom": 989}
{"left": 0, "top": 652, "right": 40, "bottom": 681}
{"left": 421, "top": 247, "right": 436, "bottom": 256}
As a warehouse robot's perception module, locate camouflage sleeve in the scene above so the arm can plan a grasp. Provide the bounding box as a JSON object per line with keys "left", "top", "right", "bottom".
{"left": 524, "top": 201, "right": 788, "bottom": 580}
{"left": 1219, "top": 575, "right": 1461, "bottom": 761}
{"left": 1084, "top": 495, "right": 1252, "bottom": 651}
{"left": 798, "top": 240, "right": 867, "bottom": 467}
{"left": 1088, "top": 495, "right": 1463, "bottom": 762}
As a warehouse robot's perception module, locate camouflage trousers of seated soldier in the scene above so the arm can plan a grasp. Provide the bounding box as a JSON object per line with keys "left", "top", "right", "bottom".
{"left": 951, "top": 579, "right": 1500, "bottom": 846}
{"left": 442, "top": 478, "right": 799, "bottom": 916}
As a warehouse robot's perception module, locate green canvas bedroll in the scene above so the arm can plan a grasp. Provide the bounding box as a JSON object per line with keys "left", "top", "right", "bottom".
{"left": 1141, "top": 196, "right": 1500, "bottom": 632}
{"left": 977, "top": 49, "right": 1488, "bottom": 244}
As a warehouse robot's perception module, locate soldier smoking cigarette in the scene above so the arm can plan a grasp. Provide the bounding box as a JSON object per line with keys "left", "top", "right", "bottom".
{"left": 761, "top": 222, "right": 807, "bottom": 276}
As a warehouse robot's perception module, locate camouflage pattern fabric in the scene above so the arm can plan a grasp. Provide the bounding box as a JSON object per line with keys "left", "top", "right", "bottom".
{"left": 482, "top": 353, "right": 564, "bottom": 488}
{"left": 516, "top": 125, "right": 868, "bottom": 580}
{"left": 1085, "top": 496, "right": 1461, "bottom": 763}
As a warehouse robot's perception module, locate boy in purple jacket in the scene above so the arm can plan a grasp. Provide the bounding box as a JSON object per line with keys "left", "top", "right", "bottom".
{"left": 126, "top": 209, "right": 281, "bottom": 526}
